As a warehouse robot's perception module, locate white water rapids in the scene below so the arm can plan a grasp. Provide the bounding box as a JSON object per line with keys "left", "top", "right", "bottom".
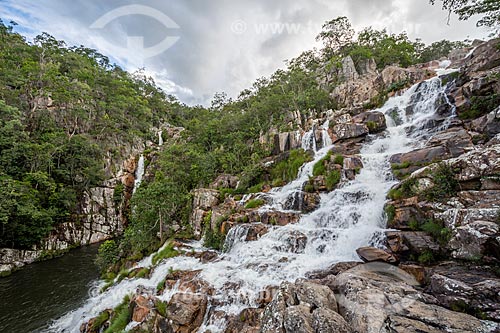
{"left": 49, "top": 74, "right": 455, "bottom": 332}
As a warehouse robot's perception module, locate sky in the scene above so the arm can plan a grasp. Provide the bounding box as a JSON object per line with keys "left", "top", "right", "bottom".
{"left": 0, "top": 0, "right": 491, "bottom": 105}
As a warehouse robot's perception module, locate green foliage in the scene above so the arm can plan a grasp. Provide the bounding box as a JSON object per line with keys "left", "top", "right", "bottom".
{"left": 155, "top": 300, "right": 167, "bottom": 317}
{"left": 418, "top": 250, "right": 435, "bottom": 264}
{"left": 326, "top": 170, "right": 341, "bottom": 191}
{"left": 152, "top": 241, "right": 179, "bottom": 265}
{"left": 387, "top": 79, "right": 409, "bottom": 93}
{"left": 104, "top": 295, "right": 131, "bottom": 333}
{"left": 91, "top": 311, "right": 110, "bottom": 331}
{"left": 459, "top": 94, "right": 500, "bottom": 120}
{"left": 391, "top": 161, "right": 411, "bottom": 170}
{"left": 312, "top": 151, "right": 332, "bottom": 177}
{"left": 421, "top": 219, "right": 451, "bottom": 245}
{"left": 425, "top": 164, "right": 459, "bottom": 201}
{"left": 385, "top": 205, "right": 396, "bottom": 224}
{"left": 203, "top": 227, "right": 226, "bottom": 251}
{"left": 430, "top": 0, "right": 500, "bottom": 28}
{"left": 388, "top": 178, "right": 418, "bottom": 200}
{"left": 366, "top": 121, "right": 377, "bottom": 132}
{"left": 245, "top": 199, "right": 265, "bottom": 209}
{"left": 95, "top": 240, "right": 120, "bottom": 272}
{"left": 419, "top": 40, "right": 469, "bottom": 63}
{"left": 333, "top": 154, "right": 344, "bottom": 165}
{"left": 271, "top": 149, "right": 313, "bottom": 183}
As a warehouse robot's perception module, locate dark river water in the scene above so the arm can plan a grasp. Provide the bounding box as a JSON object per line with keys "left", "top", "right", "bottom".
{"left": 0, "top": 244, "right": 100, "bottom": 333}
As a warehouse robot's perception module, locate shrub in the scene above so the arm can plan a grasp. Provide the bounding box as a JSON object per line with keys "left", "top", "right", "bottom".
{"left": 155, "top": 300, "right": 167, "bottom": 317}
{"left": 385, "top": 205, "right": 395, "bottom": 224}
{"left": 312, "top": 151, "right": 332, "bottom": 177}
{"left": 425, "top": 163, "right": 459, "bottom": 201}
{"left": 91, "top": 311, "right": 110, "bottom": 331}
{"left": 203, "top": 227, "right": 225, "bottom": 250}
{"left": 326, "top": 170, "right": 341, "bottom": 191}
{"left": 420, "top": 219, "right": 451, "bottom": 245}
{"left": 366, "top": 121, "right": 377, "bottom": 132}
{"left": 391, "top": 161, "right": 411, "bottom": 170}
{"left": 152, "top": 241, "right": 179, "bottom": 265}
{"left": 104, "top": 295, "right": 131, "bottom": 333}
{"left": 245, "top": 198, "right": 265, "bottom": 209}
{"left": 459, "top": 94, "right": 500, "bottom": 120}
{"left": 95, "top": 240, "right": 120, "bottom": 273}
{"left": 271, "top": 149, "right": 313, "bottom": 183}
{"left": 333, "top": 154, "right": 344, "bottom": 165}
{"left": 418, "top": 250, "right": 435, "bottom": 264}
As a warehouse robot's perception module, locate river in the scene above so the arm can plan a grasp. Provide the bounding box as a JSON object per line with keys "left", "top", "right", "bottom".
{"left": 0, "top": 244, "right": 100, "bottom": 333}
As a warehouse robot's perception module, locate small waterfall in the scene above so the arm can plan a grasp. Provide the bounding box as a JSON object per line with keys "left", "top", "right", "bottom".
{"left": 320, "top": 119, "right": 333, "bottom": 148}
{"left": 158, "top": 130, "right": 163, "bottom": 146}
{"left": 133, "top": 155, "right": 145, "bottom": 194}
{"left": 301, "top": 127, "right": 317, "bottom": 152}
{"left": 50, "top": 76, "right": 454, "bottom": 333}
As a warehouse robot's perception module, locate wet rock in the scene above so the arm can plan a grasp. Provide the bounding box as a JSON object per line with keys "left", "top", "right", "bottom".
{"left": 166, "top": 293, "right": 208, "bottom": 333}
{"left": 343, "top": 156, "right": 363, "bottom": 180}
{"left": 260, "top": 211, "right": 301, "bottom": 226}
{"left": 225, "top": 308, "right": 263, "bottom": 333}
{"left": 131, "top": 295, "right": 154, "bottom": 323}
{"left": 352, "top": 111, "right": 387, "bottom": 133}
{"left": 275, "top": 231, "right": 308, "bottom": 253}
{"left": 332, "top": 123, "right": 369, "bottom": 141}
{"left": 356, "top": 246, "right": 398, "bottom": 264}
{"left": 284, "top": 191, "right": 320, "bottom": 213}
{"left": 160, "top": 270, "right": 214, "bottom": 296}
{"left": 306, "top": 261, "right": 361, "bottom": 279}
{"left": 398, "top": 264, "right": 426, "bottom": 285}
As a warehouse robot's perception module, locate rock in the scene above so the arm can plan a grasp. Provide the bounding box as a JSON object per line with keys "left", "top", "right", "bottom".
{"left": 306, "top": 262, "right": 361, "bottom": 279}
{"left": 343, "top": 155, "right": 363, "bottom": 180}
{"left": 356, "top": 246, "right": 398, "bottom": 264}
{"left": 427, "top": 263, "right": 500, "bottom": 321}
{"left": 471, "top": 107, "right": 500, "bottom": 139}
{"left": 332, "top": 123, "right": 369, "bottom": 141}
{"left": 390, "top": 146, "right": 449, "bottom": 166}
{"left": 261, "top": 280, "right": 341, "bottom": 333}
{"left": 357, "top": 58, "right": 377, "bottom": 77}
{"left": 427, "top": 128, "right": 474, "bottom": 157}
{"left": 312, "top": 308, "right": 352, "bottom": 333}
{"left": 333, "top": 262, "right": 494, "bottom": 333}
{"left": 448, "top": 220, "right": 500, "bottom": 260}
{"left": 380, "top": 65, "right": 434, "bottom": 88}
{"left": 160, "top": 270, "right": 213, "bottom": 296}
{"left": 275, "top": 230, "right": 308, "bottom": 253}
{"left": 225, "top": 308, "right": 263, "bottom": 333}
{"left": 398, "top": 264, "right": 426, "bottom": 285}
{"left": 131, "top": 295, "right": 154, "bottom": 323}
{"left": 463, "top": 38, "right": 500, "bottom": 74}
{"left": 260, "top": 211, "right": 301, "bottom": 226}
{"left": 401, "top": 231, "right": 440, "bottom": 254}
{"left": 341, "top": 56, "right": 359, "bottom": 81}
{"left": 166, "top": 293, "right": 208, "bottom": 333}
{"left": 443, "top": 145, "right": 500, "bottom": 182}
{"left": 210, "top": 174, "right": 239, "bottom": 189}
{"left": 192, "top": 189, "right": 220, "bottom": 210}
{"left": 352, "top": 111, "right": 387, "bottom": 133}
{"left": 283, "top": 191, "right": 320, "bottom": 213}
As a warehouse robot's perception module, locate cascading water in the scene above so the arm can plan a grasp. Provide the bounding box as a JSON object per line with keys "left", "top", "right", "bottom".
{"left": 158, "top": 130, "right": 164, "bottom": 146}
{"left": 49, "top": 75, "right": 455, "bottom": 333}
{"left": 132, "top": 155, "right": 145, "bottom": 194}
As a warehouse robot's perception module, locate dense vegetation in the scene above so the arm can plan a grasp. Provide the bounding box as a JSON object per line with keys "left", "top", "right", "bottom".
{"left": 0, "top": 16, "right": 475, "bottom": 266}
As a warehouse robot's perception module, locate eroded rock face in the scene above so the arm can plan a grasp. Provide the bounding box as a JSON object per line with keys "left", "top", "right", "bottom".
{"left": 261, "top": 280, "right": 349, "bottom": 333}
{"left": 166, "top": 293, "right": 208, "bottom": 333}
{"left": 332, "top": 262, "right": 495, "bottom": 333}
{"left": 332, "top": 123, "right": 369, "bottom": 141}
{"left": 352, "top": 111, "right": 387, "bottom": 133}
{"left": 448, "top": 220, "right": 500, "bottom": 260}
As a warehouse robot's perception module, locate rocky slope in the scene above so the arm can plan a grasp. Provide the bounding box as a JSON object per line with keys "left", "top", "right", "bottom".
{"left": 69, "top": 39, "right": 500, "bottom": 333}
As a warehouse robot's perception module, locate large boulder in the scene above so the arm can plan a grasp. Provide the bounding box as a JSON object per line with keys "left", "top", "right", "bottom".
{"left": 448, "top": 220, "right": 500, "bottom": 261}
{"left": 352, "top": 111, "right": 387, "bottom": 133}
{"left": 261, "top": 280, "right": 349, "bottom": 333}
{"left": 332, "top": 123, "right": 369, "bottom": 141}
{"left": 356, "top": 246, "right": 398, "bottom": 264}
{"left": 166, "top": 293, "right": 208, "bottom": 333}
{"left": 332, "top": 262, "right": 496, "bottom": 333}
{"left": 463, "top": 38, "right": 500, "bottom": 74}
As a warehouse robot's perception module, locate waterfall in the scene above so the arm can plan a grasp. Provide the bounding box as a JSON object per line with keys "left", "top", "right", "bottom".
{"left": 158, "top": 130, "right": 163, "bottom": 146}
{"left": 132, "top": 155, "right": 145, "bottom": 194}
{"left": 301, "top": 126, "right": 317, "bottom": 152}
{"left": 49, "top": 76, "right": 453, "bottom": 333}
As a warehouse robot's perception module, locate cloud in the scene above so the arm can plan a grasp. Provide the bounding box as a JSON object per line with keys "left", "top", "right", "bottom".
{"left": 0, "top": 0, "right": 490, "bottom": 106}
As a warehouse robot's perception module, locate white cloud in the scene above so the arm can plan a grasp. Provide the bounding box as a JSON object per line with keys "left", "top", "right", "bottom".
{"left": 0, "top": 0, "right": 491, "bottom": 106}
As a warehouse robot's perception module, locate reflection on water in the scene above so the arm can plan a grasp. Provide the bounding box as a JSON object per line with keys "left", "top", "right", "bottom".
{"left": 0, "top": 244, "right": 100, "bottom": 333}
